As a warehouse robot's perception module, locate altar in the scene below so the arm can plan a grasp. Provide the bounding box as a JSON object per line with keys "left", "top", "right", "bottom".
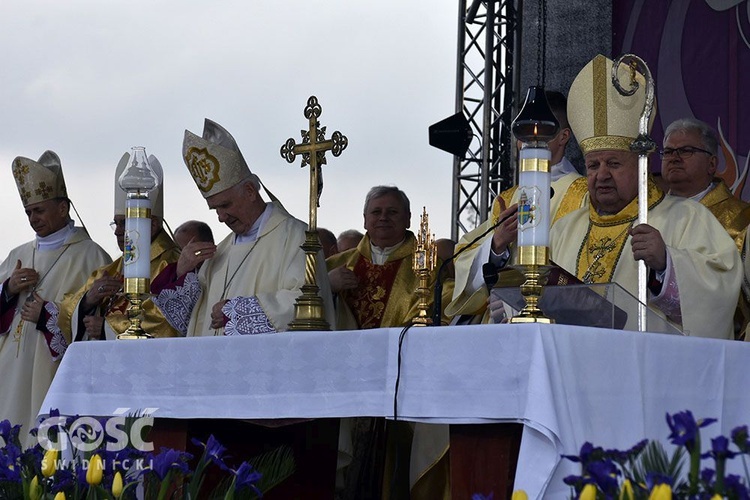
{"left": 40, "top": 324, "right": 750, "bottom": 498}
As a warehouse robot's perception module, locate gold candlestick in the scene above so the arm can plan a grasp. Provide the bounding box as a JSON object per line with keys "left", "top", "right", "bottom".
{"left": 120, "top": 275, "right": 152, "bottom": 339}
{"left": 412, "top": 207, "right": 437, "bottom": 326}
{"left": 280, "top": 96, "right": 348, "bottom": 331}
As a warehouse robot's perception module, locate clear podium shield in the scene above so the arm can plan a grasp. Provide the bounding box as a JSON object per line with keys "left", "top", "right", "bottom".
{"left": 491, "top": 282, "right": 683, "bottom": 335}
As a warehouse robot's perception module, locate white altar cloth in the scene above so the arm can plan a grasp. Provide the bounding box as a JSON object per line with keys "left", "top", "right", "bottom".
{"left": 40, "top": 324, "right": 750, "bottom": 498}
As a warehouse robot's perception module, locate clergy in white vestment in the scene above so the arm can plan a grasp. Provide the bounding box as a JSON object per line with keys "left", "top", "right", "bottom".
{"left": 484, "top": 55, "right": 741, "bottom": 338}
{"left": 0, "top": 151, "right": 111, "bottom": 442}
{"left": 151, "top": 119, "right": 335, "bottom": 336}
{"left": 447, "top": 90, "right": 589, "bottom": 321}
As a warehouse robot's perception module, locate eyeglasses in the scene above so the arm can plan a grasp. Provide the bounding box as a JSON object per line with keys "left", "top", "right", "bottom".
{"left": 109, "top": 220, "right": 126, "bottom": 231}
{"left": 659, "top": 146, "right": 713, "bottom": 160}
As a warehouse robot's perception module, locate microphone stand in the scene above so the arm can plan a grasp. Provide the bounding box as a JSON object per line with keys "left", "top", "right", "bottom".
{"left": 431, "top": 211, "right": 515, "bottom": 326}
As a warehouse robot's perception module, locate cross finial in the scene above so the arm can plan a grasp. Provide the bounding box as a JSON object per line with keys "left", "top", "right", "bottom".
{"left": 280, "top": 96, "right": 348, "bottom": 223}
{"left": 280, "top": 96, "right": 348, "bottom": 331}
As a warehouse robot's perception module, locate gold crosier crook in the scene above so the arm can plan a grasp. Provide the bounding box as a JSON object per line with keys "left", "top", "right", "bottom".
{"left": 611, "top": 54, "right": 656, "bottom": 333}
{"left": 280, "top": 96, "right": 348, "bottom": 331}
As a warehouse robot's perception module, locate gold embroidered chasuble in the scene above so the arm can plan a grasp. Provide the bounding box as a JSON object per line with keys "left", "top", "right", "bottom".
{"left": 58, "top": 230, "right": 182, "bottom": 341}
{"left": 696, "top": 180, "right": 750, "bottom": 340}
{"left": 551, "top": 180, "right": 742, "bottom": 339}
{"left": 575, "top": 181, "right": 665, "bottom": 284}
{"left": 0, "top": 228, "right": 111, "bottom": 443}
{"left": 699, "top": 180, "right": 750, "bottom": 253}
{"left": 446, "top": 172, "right": 589, "bottom": 319}
{"left": 326, "top": 232, "right": 448, "bottom": 329}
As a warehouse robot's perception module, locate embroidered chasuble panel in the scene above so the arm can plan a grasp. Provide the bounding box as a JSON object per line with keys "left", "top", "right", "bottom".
{"left": 576, "top": 222, "right": 631, "bottom": 284}
{"left": 344, "top": 257, "right": 402, "bottom": 329}
{"left": 575, "top": 181, "right": 665, "bottom": 284}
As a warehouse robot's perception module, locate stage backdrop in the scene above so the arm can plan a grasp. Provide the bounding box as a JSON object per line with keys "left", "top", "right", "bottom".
{"left": 613, "top": 0, "right": 750, "bottom": 198}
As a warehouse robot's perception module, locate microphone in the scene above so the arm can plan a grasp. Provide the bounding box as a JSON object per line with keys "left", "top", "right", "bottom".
{"left": 431, "top": 210, "right": 516, "bottom": 326}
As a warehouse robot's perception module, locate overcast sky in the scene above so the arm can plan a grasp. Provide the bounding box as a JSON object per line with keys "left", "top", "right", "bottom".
{"left": 0, "top": 0, "right": 458, "bottom": 261}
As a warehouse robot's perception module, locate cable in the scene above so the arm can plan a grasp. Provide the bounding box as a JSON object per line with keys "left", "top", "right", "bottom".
{"left": 393, "top": 323, "right": 415, "bottom": 421}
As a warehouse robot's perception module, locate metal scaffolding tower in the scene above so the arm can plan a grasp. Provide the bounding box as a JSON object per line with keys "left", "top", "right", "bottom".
{"left": 451, "top": 0, "right": 521, "bottom": 239}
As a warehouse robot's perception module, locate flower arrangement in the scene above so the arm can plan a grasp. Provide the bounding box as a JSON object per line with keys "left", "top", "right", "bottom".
{"left": 0, "top": 410, "right": 295, "bottom": 499}
{"left": 561, "top": 410, "right": 750, "bottom": 499}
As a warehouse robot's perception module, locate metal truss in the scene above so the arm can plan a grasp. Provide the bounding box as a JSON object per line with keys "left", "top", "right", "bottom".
{"left": 451, "top": 0, "right": 520, "bottom": 239}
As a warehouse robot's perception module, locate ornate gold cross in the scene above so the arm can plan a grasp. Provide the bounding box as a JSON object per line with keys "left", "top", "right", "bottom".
{"left": 280, "top": 96, "right": 348, "bottom": 331}
{"left": 280, "top": 96, "right": 348, "bottom": 231}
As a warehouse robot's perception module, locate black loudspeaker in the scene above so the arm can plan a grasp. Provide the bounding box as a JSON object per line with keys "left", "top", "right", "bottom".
{"left": 428, "top": 112, "right": 473, "bottom": 157}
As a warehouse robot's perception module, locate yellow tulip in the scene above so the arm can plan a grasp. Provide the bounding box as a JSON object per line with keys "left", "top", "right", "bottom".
{"left": 112, "top": 471, "right": 124, "bottom": 499}
{"left": 648, "top": 483, "right": 672, "bottom": 500}
{"left": 619, "top": 479, "right": 634, "bottom": 500}
{"left": 41, "top": 448, "right": 58, "bottom": 477}
{"left": 580, "top": 483, "right": 597, "bottom": 500}
{"left": 86, "top": 454, "right": 104, "bottom": 485}
{"left": 29, "top": 476, "right": 41, "bottom": 500}
{"left": 54, "top": 492, "right": 66, "bottom": 500}
{"left": 512, "top": 490, "right": 529, "bottom": 500}
{"left": 710, "top": 496, "right": 723, "bottom": 500}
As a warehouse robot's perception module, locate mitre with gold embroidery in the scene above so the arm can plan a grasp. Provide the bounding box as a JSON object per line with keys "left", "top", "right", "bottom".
{"left": 567, "top": 54, "right": 656, "bottom": 155}
{"left": 182, "top": 119, "right": 255, "bottom": 198}
{"left": 12, "top": 150, "right": 69, "bottom": 208}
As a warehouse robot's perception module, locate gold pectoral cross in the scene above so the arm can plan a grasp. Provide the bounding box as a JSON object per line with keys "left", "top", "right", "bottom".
{"left": 582, "top": 237, "right": 619, "bottom": 284}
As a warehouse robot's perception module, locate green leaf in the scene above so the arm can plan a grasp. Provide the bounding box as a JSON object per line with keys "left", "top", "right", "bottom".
{"left": 632, "top": 441, "right": 686, "bottom": 490}
{"left": 249, "top": 445, "right": 296, "bottom": 496}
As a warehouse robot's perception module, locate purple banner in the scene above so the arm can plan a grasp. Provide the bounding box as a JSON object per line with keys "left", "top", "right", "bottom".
{"left": 613, "top": 0, "right": 750, "bottom": 198}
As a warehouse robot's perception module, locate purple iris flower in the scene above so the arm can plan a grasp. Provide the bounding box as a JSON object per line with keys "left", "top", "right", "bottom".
{"left": 562, "top": 442, "right": 602, "bottom": 464}
{"left": 233, "top": 461, "right": 263, "bottom": 495}
{"left": 149, "top": 448, "right": 192, "bottom": 480}
{"left": 191, "top": 434, "right": 228, "bottom": 469}
{"left": 586, "top": 460, "right": 620, "bottom": 496}
{"left": 732, "top": 425, "right": 750, "bottom": 453}
{"left": 702, "top": 435, "right": 738, "bottom": 460}
{"left": 0, "top": 420, "right": 14, "bottom": 442}
{"left": 0, "top": 452, "right": 22, "bottom": 482}
{"left": 471, "top": 494, "right": 494, "bottom": 500}
{"left": 52, "top": 468, "right": 77, "bottom": 492}
{"left": 725, "top": 474, "right": 750, "bottom": 500}
{"left": 666, "top": 410, "right": 716, "bottom": 450}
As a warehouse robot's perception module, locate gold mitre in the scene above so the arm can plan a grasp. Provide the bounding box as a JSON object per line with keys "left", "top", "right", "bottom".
{"left": 114, "top": 152, "right": 165, "bottom": 217}
{"left": 567, "top": 54, "right": 654, "bottom": 155}
{"left": 182, "top": 119, "right": 255, "bottom": 198}
{"left": 12, "top": 150, "right": 68, "bottom": 208}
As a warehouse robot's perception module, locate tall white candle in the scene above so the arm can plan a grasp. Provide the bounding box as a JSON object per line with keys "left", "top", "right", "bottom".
{"left": 123, "top": 197, "right": 152, "bottom": 280}
{"left": 516, "top": 147, "right": 551, "bottom": 247}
